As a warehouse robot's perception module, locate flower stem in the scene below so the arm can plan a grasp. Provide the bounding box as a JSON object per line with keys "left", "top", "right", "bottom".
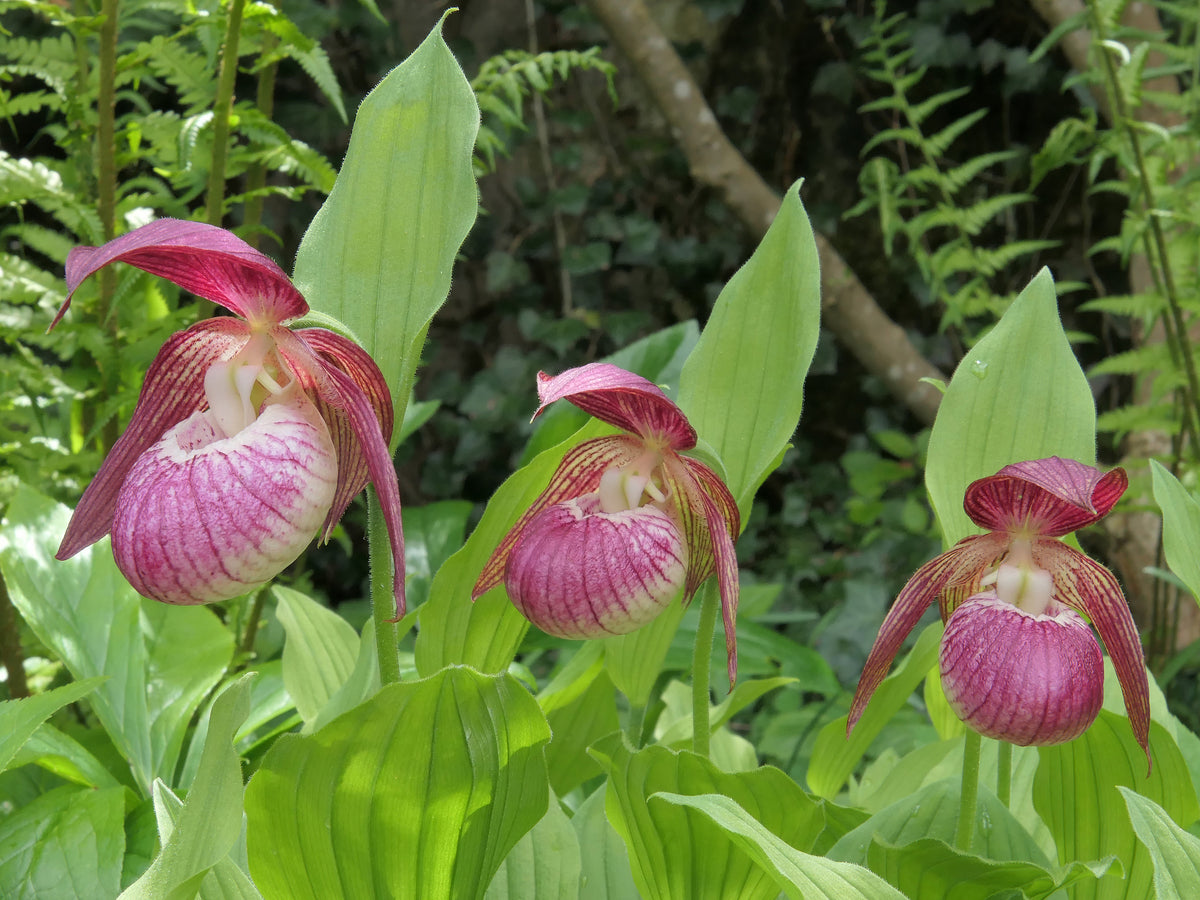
{"left": 369, "top": 486, "right": 401, "bottom": 686}
{"left": 955, "top": 729, "right": 982, "bottom": 851}
{"left": 996, "top": 739, "right": 1012, "bottom": 807}
{"left": 691, "top": 581, "right": 719, "bottom": 758}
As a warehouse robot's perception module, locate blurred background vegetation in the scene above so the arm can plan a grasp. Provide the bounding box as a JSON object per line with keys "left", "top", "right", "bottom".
{"left": 3, "top": 0, "right": 1199, "bottom": 761}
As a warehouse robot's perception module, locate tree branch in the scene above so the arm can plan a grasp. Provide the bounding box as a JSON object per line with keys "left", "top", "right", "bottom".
{"left": 586, "top": 0, "right": 944, "bottom": 426}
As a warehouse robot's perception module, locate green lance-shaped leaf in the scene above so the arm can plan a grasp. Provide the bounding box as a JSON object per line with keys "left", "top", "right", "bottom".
{"left": 0, "top": 484, "right": 232, "bottom": 795}
{"left": 484, "top": 798, "right": 581, "bottom": 900}
{"left": 0, "top": 785, "right": 126, "bottom": 900}
{"left": 0, "top": 677, "right": 104, "bottom": 775}
{"left": 1120, "top": 788, "right": 1200, "bottom": 900}
{"left": 862, "top": 836, "right": 1115, "bottom": 900}
{"left": 651, "top": 792, "right": 906, "bottom": 900}
{"left": 120, "top": 674, "right": 255, "bottom": 900}
{"left": 151, "top": 785, "right": 264, "bottom": 900}
{"left": 678, "top": 179, "right": 821, "bottom": 518}
{"left": 572, "top": 784, "right": 640, "bottom": 900}
{"left": 925, "top": 267, "right": 1097, "bottom": 546}
{"left": 415, "top": 420, "right": 611, "bottom": 675}
{"left": 807, "top": 621, "right": 942, "bottom": 798}
{"left": 1035, "top": 711, "right": 1200, "bottom": 900}
{"left": 245, "top": 666, "right": 551, "bottom": 900}
{"left": 274, "top": 585, "right": 360, "bottom": 726}
{"left": 292, "top": 10, "right": 479, "bottom": 436}
{"left": 589, "top": 734, "right": 825, "bottom": 900}
{"left": 1150, "top": 460, "right": 1200, "bottom": 603}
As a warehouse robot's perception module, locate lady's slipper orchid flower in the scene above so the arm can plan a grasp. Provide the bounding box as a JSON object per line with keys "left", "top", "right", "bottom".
{"left": 51, "top": 219, "right": 405, "bottom": 614}
{"left": 472, "top": 363, "right": 742, "bottom": 685}
{"left": 848, "top": 456, "right": 1149, "bottom": 761}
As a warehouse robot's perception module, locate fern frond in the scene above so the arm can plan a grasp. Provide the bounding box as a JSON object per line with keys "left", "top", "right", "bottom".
{"left": 1078, "top": 294, "right": 1165, "bottom": 318}
{"left": 924, "top": 108, "right": 989, "bottom": 157}
{"left": 1089, "top": 342, "right": 1178, "bottom": 378}
{"left": 139, "top": 35, "right": 215, "bottom": 111}
{"left": 908, "top": 86, "right": 971, "bottom": 126}
{"left": 1096, "top": 403, "right": 1179, "bottom": 441}
{"left": 0, "top": 252, "right": 60, "bottom": 305}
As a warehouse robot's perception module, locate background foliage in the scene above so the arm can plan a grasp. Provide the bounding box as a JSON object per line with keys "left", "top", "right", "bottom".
{"left": 3, "top": 0, "right": 1200, "bottom": 897}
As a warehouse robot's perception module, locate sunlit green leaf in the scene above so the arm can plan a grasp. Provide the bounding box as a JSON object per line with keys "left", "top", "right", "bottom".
{"left": 485, "top": 798, "right": 581, "bottom": 900}
{"left": 415, "top": 419, "right": 610, "bottom": 675}
{"left": 590, "top": 735, "right": 823, "bottom": 900}
{"left": 1035, "top": 711, "right": 1200, "bottom": 900}
{"left": 245, "top": 667, "right": 551, "bottom": 900}
{"left": 0, "top": 785, "right": 125, "bottom": 900}
{"left": 0, "top": 485, "right": 232, "bottom": 794}
{"left": 925, "top": 268, "right": 1097, "bottom": 545}
{"left": 1120, "top": 787, "right": 1200, "bottom": 900}
{"left": 573, "top": 784, "right": 640, "bottom": 900}
{"left": 652, "top": 791, "right": 905, "bottom": 899}
{"left": 119, "top": 674, "right": 254, "bottom": 900}
{"left": 293, "top": 11, "right": 479, "bottom": 434}
{"left": 0, "top": 677, "right": 104, "bottom": 775}
{"left": 274, "top": 585, "right": 358, "bottom": 726}
{"left": 1150, "top": 460, "right": 1200, "bottom": 603}
{"left": 807, "top": 621, "right": 942, "bottom": 798}
{"left": 678, "top": 180, "right": 821, "bottom": 515}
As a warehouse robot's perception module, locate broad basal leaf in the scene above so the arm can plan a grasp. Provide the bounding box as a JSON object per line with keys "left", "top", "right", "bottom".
{"left": 245, "top": 666, "right": 551, "bottom": 900}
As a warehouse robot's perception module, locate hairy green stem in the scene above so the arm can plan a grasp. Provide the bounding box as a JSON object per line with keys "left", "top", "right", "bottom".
{"left": 0, "top": 574, "right": 29, "bottom": 699}
{"left": 236, "top": 588, "right": 267, "bottom": 663}
{"left": 369, "top": 487, "right": 401, "bottom": 686}
{"left": 955, "top": 729, "right": 982, "bottom": 851}
{"left": 691, "top": 581, "right": 719, "bottom": 758}
{"left": 996, "top": 739, "right": 1012, "bottom": 807}
{"left": 205, "top": 0, "right": 245, "bottom": 228}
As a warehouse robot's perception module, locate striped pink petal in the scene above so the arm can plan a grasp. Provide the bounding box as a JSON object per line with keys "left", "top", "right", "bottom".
{"left": 848, "top": 531, "right": 1008, "bottom": 734}
{"left": 665, "top": 455, "right": 741, "bottom": 687}
{"left": 534, "top": 363, "right": 697, "bottom": 450}
{"left": 110, "top": 387, "right": 338, "bottom": 604}
{"left": 55, "top": 219, "right": 307, "bottom": 329}
{"left": 472, "top": 434, "right": 643, "bottom": 600}
{"left": 275, "top": 329, "right": 406, "bottom": 619}
{"left": 289, "top": 327, "right": 395, "bottom": 537}
{"left": 1033, "top": 539, "right": 1150, "bottom": 765}
{"left": 940, "top": 593, "right": 1104, "bottom": 746}
{"left": 56, "top": 318, "right": 250, "bottom": 559}
{"left": 964, "top": 457, "right": 1128, "bottom": 538}
{"left": 504, "top": 494, "right": 688, "bottom": 638}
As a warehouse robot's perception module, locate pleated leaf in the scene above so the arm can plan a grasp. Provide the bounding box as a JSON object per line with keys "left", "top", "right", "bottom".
{"left": 0, "top": 678, "right": 104, "bottom": 775}
{"left": 245, "top": 667, "right": 551, "bottom": 900}
{"left": 484, "top": 799, "right": 581, "bottom": 900}
{"left": 292, "top": 11, "right": 479, "bottom": 434}
{"left": 652, "top": 792, "right": 907, "bottom": 900}
{"left": 925, "top": 268, "right": 1097, "bottom": 545}
{"left": 1034, "top": 711, "right": 1200, "bottom": 900}
{"left": 590, "top": 735, "right": 823, "bottom": 900}
{"left": 573, "top": 785, "right": 640, "bottom": 900}
{"left": 274, "top": 585, "right": 359, "bottom": 726}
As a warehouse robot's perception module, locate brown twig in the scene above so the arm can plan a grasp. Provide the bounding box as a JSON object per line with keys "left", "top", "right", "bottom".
{"left": 585, "top": 0, "right": 945, "bottom": 425}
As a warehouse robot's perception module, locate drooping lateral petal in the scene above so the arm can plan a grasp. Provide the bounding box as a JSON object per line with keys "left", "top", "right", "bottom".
{"left": 1032, "top": 539, "right": 1151, "bottom": 765}
{"left": 291, "top": 328, "right": 395, "bottom": 535}
{"left": 55, "top": 219, "right": 307, "bottom": 329}
{"left": 275, "top": 330, "right": 406, "bottom": 618}
{"left": 534, "top": 363, "right": 697, "bottom": 450}
{"left": 964, "top": 457, "right": 1128, "bottom": 538}
{"left": 56, "top": 318, "right": 250, "bottom": 559}
{"left": 847, "top": 532, "right": 1009, "bottom": 733}
{"left": 471, "top": 434, "right": 644, "bottom": 600}
{"left": 670, "top": 456, "right": 741, "bottom": 688}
